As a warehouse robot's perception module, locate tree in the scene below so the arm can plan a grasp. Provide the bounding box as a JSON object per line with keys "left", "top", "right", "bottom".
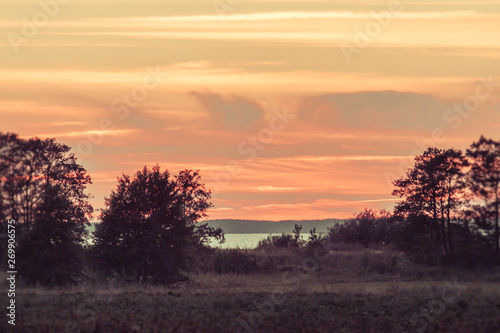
{"left": 356, "top": 209, "right": 377, "bottom": 248}
{"left": 392, "top": 148, "right": 466, "bottom": 255}
{"left": 306, "top": 227, "right": 325, "bottom": 249}
{"left": 466, "top": 136, "right": 500, "bottom": 252}
{"left": 0, "top": 133, "right": 93, "bottom": 285}
{"left": 392, "top": 214, "right": 442, "bottom": 265}
{"left": 436, "top": 148, "right": 467, "bottom": 253}
{"left": 327, "top": 209, "right": 394, "bottom": 247}
{"left": 92, "top": 165, "right": 222, "bottom": 284}
{"left": 293, "top": 224, "right": 302, "bottom": 245}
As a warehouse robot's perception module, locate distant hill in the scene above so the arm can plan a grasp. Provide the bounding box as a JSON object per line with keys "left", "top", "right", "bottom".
{"left": 205, "top": 219, "right": 345, "bottom": 234}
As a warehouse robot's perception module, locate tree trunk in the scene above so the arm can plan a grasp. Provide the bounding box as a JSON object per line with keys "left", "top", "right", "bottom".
{"left": 441, "top": 217, "right": 448, "bottom": 254}
{"left": 435, "top": 200, "right": 448, "bottom": 254}
{"left": 447, "top": 178, "right": 453, "bottom": 254}
{"left": 496, "top": 182, "right": 499, "bottom": 252}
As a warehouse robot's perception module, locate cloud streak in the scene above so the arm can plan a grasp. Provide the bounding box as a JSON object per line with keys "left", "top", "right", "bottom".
{"left": 2, "top": 1, "right": 499, "bottom": 220}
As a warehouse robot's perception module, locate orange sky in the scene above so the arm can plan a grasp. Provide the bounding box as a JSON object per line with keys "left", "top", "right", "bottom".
{"left": 1, "top": 0, "right": 500, "bottom": 221}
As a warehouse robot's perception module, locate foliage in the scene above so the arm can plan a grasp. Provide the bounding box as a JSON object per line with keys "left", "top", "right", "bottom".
{"left": 466, "top": 136, "right": 500, "bottom": 252}
{"left": 292, "top": 223, "right": 302, "bottom": 245}
{"left": 392, "top": 139, "right": 500, "bottom": 267}
{"left": 256, "top": 224, "right": 306, "bottom": 250}
{"left": 211, "top": 249, "right": 260, "bottom": 274}
{"left": 92, "top": 165, "right": 223, "bottom": 284}
{"left": 391, "top": 214, "right": 443, "bottom": 265}
{"left": 305, "top": 227, "right": 325, "bottom": 248}
{"left": 393, "top": 147, "right": 466, "bottom": 255}
{"left": 0, "top": 133, "right": 93, "bottom": 286}
{"left": 327, "top": 209, "right": 395, "bottom": 247}
{"left": 256, "top": 233, "right": 300, "bottom": 250}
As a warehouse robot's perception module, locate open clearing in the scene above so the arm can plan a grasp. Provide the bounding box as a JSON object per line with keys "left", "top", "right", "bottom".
{"left": 7, "top": 273, "right": 500, "bottom": 333}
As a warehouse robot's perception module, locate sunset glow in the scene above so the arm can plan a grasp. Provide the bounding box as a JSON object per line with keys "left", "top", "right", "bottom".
{"left": 2, "top": 0, "right": 500, "bottom": 221}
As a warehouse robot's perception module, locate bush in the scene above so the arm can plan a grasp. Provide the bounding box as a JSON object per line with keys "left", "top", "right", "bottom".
{"left": 327, "top": 209, "right": 396, "bottom": 248}
{"left": 392, "top": 214, "right": 500, "bottom": 269}
{"left": 256, "top": 233, "right": 300, "bottom": 250}
{"left": 212, "top": 249, "right": 260, "bottom": 274}
{"left": 256, "top": 225, "right": 304, "bottom": 250}
{"left": 392, "top": 215, "right": 442, "bottom": 266}
{"left": 305, "top": 228, "right": 325, "bottom": 248}
{"left": 17, "top": 218, "right": 86, "bottom": 287}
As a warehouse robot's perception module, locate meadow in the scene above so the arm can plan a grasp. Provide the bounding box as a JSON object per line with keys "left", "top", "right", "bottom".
{"left": 4, "top": 245, "right": 500, "bottom": 332}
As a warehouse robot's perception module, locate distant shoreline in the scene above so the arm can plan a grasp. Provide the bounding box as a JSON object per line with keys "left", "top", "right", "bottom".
{"left": 88, "top": 219, "right": 346, "bottom": 235}
{"left": 205, "top": 218, "right": 344, "bottom": 234}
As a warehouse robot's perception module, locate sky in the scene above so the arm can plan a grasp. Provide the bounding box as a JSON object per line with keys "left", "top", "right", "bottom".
{"left": 1, "top": 0, "right": 500, "bottom": 221}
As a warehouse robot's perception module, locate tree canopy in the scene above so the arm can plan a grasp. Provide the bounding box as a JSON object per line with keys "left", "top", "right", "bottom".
{"left": 466, "top": 136, "right": 500, "bottom": 252}
{"left": 391, "top": 138, "right": 500, "bottom": 266}
{"left": 92, "top": 165, "right": 223, "bottom": 283}
{"left": 392, "top": 147, "right": 466, "bottom": 254}
{"left": 0, "top": 132, "right": 93, "bottom": 285}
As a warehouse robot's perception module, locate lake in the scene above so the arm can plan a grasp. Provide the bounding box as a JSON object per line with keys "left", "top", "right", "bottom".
{"left": 86, "top": 224, "right": 287, "bottom": 249}
{"left": 210, "top": 233, "right": 275, "bottom": 249}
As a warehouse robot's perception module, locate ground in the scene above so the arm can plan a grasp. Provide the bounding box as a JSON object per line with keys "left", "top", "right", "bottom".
{"left": 3, "top": 246, "right": 500, "bottom": 332}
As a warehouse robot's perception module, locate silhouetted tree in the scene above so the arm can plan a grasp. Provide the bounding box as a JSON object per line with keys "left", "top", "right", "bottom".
{"left": 328, "top": 219, "right": 357, "bottom": 244}
{"left": 392, "top": 213, "right": 442, "bottom": 265}
{"left": 327, "top": 209, "right": 394, "bottom": 247}
{"left": 92, "top": 165, "right": 222, "bottom": 283}
{"left": 393, "top": 148, "right": 466, "bottom": 254}
{"left": 437, "top": 148, "right": 467, "bottom": 253}
{"left": 466, "top": 136, "right": 500, "bottom": 252}
{"left": 293, "top": 224, "right": 302, "bottom": 245}
{"left": 306, "top": 227, "right": 325, "bottom": 249}
{"left": 357, "top": 209, "right": 377, "bottom": 248}
{"left": 0, "top": 133, "right": 93, "bottom": 285}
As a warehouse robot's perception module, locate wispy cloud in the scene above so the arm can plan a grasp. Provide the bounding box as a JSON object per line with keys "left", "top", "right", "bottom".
{"left": 251, "top": 186, "right": 298, "bottom": 191}
{"left": 273, "top": 155, "right": 414, "bottom": 162}
{"left": 0, "top": 11, "right": 493, "bottom": 28}
{"left": 191, "top": 92, "right": 265, "bottom": 131}
{"left": 23, "top": 129, "right": 138, "bottom": 140}
{"left": 2, "top": 1, "right": 499, "bottom": 220}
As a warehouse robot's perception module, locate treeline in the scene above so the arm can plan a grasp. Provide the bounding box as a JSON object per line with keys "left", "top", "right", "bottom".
{"left": 257, "top": 136, "right": 500, "bottom": 269}
{"left": 0, "top": 133, "right": 223, "bottom": 286}
{"left": 1, "top": 132, "right": 499, "bottom": 286}
{"left": 392, "top": 137, "right": 500, "bottom": 267}
{"left": 253, "top": 210, "right": 394, "bottom": 252}
{"left": 206, "top": 219, "right": 342, "bottom": 234}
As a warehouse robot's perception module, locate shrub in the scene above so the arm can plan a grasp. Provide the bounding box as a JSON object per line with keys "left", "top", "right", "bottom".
{"left": 212, "top": 249, "right": 260, "bottom": 274}
{"left": 256, "top": 233, "right": 299, "bottom": 250}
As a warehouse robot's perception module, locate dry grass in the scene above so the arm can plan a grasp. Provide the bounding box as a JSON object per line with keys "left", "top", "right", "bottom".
{"left": 6, "top": 245, "right": 500, "bottom": 332}
{"left": 10, "top": 278, "right": 500, "bottom": 333}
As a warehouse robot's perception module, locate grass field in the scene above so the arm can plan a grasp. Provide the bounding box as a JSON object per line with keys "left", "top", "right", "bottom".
{"left": 4, "top": 246, "right": 500, "bottom": 332}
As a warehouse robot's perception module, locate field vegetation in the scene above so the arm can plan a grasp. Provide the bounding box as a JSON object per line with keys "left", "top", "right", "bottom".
{"left": 3, "top": 244, "right": 500, "bottom": 332}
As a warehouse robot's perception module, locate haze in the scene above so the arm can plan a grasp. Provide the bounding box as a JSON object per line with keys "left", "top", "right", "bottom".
{"left": 1, "top": 0, "right": 500, "bottom": 220}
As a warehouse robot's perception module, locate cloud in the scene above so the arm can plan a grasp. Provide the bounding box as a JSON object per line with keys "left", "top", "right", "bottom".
{"left": 0, "top": 11, "right": 491, "bottom": 27}
{"left": 211, "top": 207, "right": 234, "bottom": 211}
{"left": 25, "top": 129, "right": 137, "bottom": 139}
{"left": 298, "top": 91, "right": 449, "bottom": 131}
{"left": 272, "top": 155, "right": 413, "bottom": 162}
{"left": 251, "top": 186, "right": 298, "bottom": 191}
{"left": 190, "top": 91, "right": 265, "bottom": 131}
